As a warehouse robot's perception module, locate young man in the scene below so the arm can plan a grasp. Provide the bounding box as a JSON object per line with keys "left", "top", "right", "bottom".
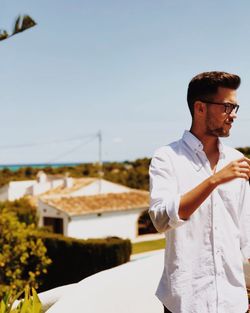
{"left": 149, "top": 71, "right": 250, "bottom": 313}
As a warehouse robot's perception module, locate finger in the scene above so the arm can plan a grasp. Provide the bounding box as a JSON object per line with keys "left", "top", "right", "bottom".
{"left": 235, "top": 157, "right": 250, "bottom": 165}
{"left": 236, "top": 168, "right": 250, "bottom": 178}
{"left": 239, "top": 173, "right": 250, "bottom": 180}
{"left": 243, "top": 157, "right": 250, "bottom": 165}
{"left": 238, "top": 161, "right": 250, "bottom": 169}
{"left": 238, "top": 168, "right": 250, "bottom": 174}
{"left": 231, "top": 158, "right": 247, "bottom": 168}
{"left": 237, "top": 157, "right": 248, "bottom": 162}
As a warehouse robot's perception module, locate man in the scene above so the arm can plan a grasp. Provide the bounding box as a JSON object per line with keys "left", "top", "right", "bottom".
{"left": 149, "top": 71, "right": 250, "bottom": 313}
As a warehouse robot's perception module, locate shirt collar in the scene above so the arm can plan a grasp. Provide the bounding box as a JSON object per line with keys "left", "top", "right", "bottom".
{"left": 182, "top": 130, "right": 203, "bottom": 153}
{"left": 182, "top": 130, "right": 225, "bottom": 158}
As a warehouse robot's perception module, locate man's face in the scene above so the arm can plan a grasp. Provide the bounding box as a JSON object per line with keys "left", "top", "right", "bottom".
{"left": 205, "top": 87, "right": 238, "bottom": 138}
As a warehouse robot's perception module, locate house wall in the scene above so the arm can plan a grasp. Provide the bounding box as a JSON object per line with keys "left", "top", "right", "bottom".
{"left": 70, "top": 179, "right": 130, "bottom": 197}
{"left": 8, "top": 180, "right": 35, "bottom": 201}
{"left": 0, "top": 176, "right": 73, "bottom": 201}
{"left": 51, "top": 179, "right": 65, "bottom": 189}
{"left": 67, "top": 208, "right": 145, "bottom": 240}
{"left": 38, "top": 200, "right": 69, "bottom": 235}
{"left": 32, "top": 179, "right": 64, "bottom": 196}
{"left": 0, "top": 178, "right": 66, "bottom": 201}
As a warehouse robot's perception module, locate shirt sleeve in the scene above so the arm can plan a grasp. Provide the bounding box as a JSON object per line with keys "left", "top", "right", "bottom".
{"left": 239, "top": 180, "right": 250, "bottom": 260}
{"left": 148, "top": 147, "right": 187, "bottom": 233}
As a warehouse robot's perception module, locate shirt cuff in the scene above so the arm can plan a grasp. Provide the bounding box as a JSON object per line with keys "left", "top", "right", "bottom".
{"left": 166, "top": 194, "right": 187, "bottom": 229}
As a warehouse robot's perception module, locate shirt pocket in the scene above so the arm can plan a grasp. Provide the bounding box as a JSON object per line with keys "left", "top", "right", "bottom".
{"left": 218, "top": 181, "right": 240, "bottom": 205}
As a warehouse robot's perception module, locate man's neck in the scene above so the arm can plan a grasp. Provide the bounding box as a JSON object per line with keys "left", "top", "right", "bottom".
{"left": 190, "top": 127, "right": 219, "bottom": 154}
{"left": 189, "top": 128, "right": 220, "bottom": 170}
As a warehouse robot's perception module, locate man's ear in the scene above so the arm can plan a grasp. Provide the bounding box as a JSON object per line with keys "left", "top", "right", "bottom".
{"left": 194, "top": 101, "right": 205, "bottom": 115}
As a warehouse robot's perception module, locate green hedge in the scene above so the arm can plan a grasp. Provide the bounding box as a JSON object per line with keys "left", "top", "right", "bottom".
{"left": 38, "top": 233, "right": 131, "bottom": 292}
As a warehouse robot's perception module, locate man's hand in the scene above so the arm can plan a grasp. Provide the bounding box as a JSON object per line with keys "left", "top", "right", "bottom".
{"left": 212, "top": 157, "right": 250, "bottom": 186}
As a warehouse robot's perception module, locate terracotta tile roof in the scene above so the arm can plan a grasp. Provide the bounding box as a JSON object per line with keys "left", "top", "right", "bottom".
{"left": 43, "top": 190, "right": 149, "bottom": 216}
{"left": 47, "top": 174, "right": 66, "bottom": 181}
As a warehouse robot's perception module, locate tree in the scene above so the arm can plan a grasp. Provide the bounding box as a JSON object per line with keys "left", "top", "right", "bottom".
{"left": 0, "top": 198, "right": 38, "bottom": 225}
{"left": 0, "top": 15, "right": 36, "bottom": 42}
{"left": 0, "top": 209, "right": 51, "bottom": 298}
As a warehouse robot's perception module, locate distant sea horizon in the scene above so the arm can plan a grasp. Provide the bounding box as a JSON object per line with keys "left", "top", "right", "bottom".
{"left": 0, "top": 158, "right": 139, "bottom": 171}
{"left": 0, "top": 162, "right": 84, "bottom": 171}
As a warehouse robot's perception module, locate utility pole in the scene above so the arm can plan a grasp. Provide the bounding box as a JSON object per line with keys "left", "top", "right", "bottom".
{"left": 97, "top": 130, "right": 103, "bottom": 194}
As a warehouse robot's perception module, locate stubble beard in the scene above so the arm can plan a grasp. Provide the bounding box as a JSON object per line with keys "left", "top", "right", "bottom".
{"left": 205, "top": 114, "right": 230, "bottom": 138}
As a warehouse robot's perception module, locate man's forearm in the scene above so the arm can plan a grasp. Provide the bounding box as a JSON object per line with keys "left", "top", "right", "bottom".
{"left": 179, "top": 157, "right": 250, "bottom": 220}
{"left": 179, "top": 175, "right": 219, "bottom": 220}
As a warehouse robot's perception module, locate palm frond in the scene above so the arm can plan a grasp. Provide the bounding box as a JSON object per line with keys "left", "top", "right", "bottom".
{"left": 12, "top": 15, "right": 37, "bottom": 35}
{"left": 0, "top": 30, "right": 9, "bottom": 41}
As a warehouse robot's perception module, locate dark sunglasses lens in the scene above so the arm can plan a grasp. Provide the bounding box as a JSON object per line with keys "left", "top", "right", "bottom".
{"left": 232, "top": 105, "right": 239, "bottom": 113}
{"left": 226, "top": 104, "right": 238, "bottom": 114}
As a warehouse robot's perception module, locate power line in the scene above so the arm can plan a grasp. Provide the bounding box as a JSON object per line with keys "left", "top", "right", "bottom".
{"left": 0, "top": 133, "right": 96, "bottom": 150}
{"left": 0, "top": 131, "right": 102, "bottom": 164}
{"left": 47, "top": 134, "right": 98, "bottom": 163}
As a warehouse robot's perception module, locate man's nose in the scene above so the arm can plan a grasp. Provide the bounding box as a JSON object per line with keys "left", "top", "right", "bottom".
{"left": 229, "top": 109, "right": 237, "bottom": 119}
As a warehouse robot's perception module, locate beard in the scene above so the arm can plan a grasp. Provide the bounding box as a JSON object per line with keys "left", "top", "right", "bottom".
{"left": 205, "top": 112, "right": 232, "bottom": 138}
{"left": 205, "top": 126, "right": 230, "bottom": 137}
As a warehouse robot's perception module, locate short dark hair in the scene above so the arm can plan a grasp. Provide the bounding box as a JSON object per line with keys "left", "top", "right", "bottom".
{"left": 187, "top": 71, "right": 241, "bottom": 117}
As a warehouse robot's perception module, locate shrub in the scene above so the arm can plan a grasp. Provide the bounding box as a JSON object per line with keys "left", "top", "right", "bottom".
{"left": 38, "top": 232, "right": 132, "bottom": 292}
{"left": 0, "top": 198, "right": 38, "bottom": 225}
{"left": 0, "top": 210, "right": 51, "bottom": 299}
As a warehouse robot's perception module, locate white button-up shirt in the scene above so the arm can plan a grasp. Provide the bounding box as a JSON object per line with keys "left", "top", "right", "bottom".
{"left": 149, "top": 130, "right": 250, "bottom": 313}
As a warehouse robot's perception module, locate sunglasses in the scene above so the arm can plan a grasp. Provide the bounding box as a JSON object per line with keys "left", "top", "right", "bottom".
{"left": 199, "top": 100, "right": 239, "bottom": 114}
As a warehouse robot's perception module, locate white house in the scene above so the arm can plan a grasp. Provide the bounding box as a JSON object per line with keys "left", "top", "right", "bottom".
{"left": 0, "top": 170, "right": 131, "bottom": 202}
{"left": 38, "top": 190, "right": 150, "bottom": 240}
{"left": 0, "top": 171, "right": 73, "bottom": 201}
{"left": 41, "top": 177, "right": 131, "bottom": 199}
{"left": 0, "top": 172, "right": 153, "bottom": 240}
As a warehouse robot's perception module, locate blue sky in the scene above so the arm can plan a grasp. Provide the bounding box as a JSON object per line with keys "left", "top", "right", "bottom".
{"left": 1, "top": 1, "right": 250, "bottom": 164}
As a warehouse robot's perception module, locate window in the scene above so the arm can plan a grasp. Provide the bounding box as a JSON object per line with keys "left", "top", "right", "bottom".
{"left": 138, "top": 210, "right": 157, "bottom": 235}
{"left": 43, "top": 217, "right": 63, "bottom": 234}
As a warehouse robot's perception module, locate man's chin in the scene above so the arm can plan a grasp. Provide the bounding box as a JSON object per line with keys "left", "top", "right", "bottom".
{"left": 206, "top": 128, "right": 230, "bottom": 138}
{"left": 218, "top": 129, "right": 230, "bottom": 138}
{"left": 219, "top": 133, "right": 230, "bottom": 138}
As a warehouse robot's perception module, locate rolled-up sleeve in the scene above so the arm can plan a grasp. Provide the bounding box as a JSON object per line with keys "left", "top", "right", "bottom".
{"left": 239, "top": 180, "right": 250, "bottom": 260}
{"left": 148, "top": 147, "right": 186, "bottom": 232}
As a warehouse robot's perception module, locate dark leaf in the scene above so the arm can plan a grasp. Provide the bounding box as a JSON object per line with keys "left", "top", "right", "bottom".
{"left": 0, "top": 30, "right": 9, "bottom": 41}
{"left": 21, "top": 15, "right": 37, "bottom": 31}
{"left": 13, "top": 15, "right": 21, "bottom": 34}
{"left": 12, "top": 15, "right": 36, "bottom": 35}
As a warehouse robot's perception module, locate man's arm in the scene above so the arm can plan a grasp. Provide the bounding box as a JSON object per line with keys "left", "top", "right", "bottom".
{"left": 149, "top": 153, "right": 250, "bottom": 232}
{"left": 179, "top": 157, "right": 250, "bottom": 220}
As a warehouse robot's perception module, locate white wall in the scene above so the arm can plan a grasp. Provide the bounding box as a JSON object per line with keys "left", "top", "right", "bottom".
{"left": 32, "top": 179, "right": 64, "bottom": 196}
{"left": 38, "top": 200, "right": 69, "bottom": 235}
{"left": 51, "top": 179, "right": 65, "bottom": 189}
{"left": 67, "top": 208, "right": 145, "bottom": 240}
{"left": 32, "top": 182, "right": 53, "bottom": 196}
{"left": 70, "top": 179, "right": 131, "bottom": 197}
{"left": 8, "top": 180, "right": 35, "bottom": 201}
